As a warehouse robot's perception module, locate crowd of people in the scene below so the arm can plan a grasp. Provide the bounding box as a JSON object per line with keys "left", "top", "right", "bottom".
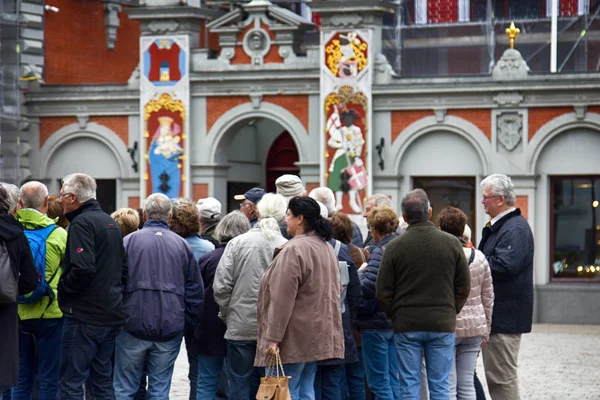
{"left": 0, "top": 172, "right": 534, "bottom": 400}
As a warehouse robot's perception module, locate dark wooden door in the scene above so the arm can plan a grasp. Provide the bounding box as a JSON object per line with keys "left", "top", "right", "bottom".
{"left": 265, "top": 131, "right": 300, "bottom": 193}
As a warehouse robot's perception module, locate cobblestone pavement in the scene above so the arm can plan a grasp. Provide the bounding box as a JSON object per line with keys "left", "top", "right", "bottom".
{"left": 169, "top": 324, "right": 600, "bottom": 399}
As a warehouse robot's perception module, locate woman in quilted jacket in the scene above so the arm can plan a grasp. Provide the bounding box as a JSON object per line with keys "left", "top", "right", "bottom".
{"left": 438, "top": 206, "right": 494, "bottom": 400}
{"left": 357, "top": 206, "right": 400, "bottom": 400}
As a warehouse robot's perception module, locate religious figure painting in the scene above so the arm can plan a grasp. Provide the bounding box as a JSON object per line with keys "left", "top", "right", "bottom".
{"left": 324, "top": 31, "right": 368, "bottom": 78}
{"left": 324, "top": 85, "right": 369, "bottom": 214}
{"left": 144, "top": 93, "right": 186, "bottom": 198}
{"left": 143, "top": 39, "right": 187, "bottom": 86}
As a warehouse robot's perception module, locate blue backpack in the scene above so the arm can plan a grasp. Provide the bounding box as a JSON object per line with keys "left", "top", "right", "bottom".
{"left": 18, "top": 224, "right": 58, "bottom": 304}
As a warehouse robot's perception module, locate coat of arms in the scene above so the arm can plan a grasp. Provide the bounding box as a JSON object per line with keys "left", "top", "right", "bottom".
{"left": 497, "top": 113, "right": 523, "bottom": 151}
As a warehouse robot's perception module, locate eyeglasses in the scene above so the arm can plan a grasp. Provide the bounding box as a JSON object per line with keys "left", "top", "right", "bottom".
{"left": 59, "top": 192, "right": 74, "bottom": 200}
{"left": 481, "top": 195, "right": 501, "bottom": 202}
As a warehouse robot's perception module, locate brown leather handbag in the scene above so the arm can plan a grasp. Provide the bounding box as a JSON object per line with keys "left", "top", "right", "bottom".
{"left": 255, "top": 353, "right": 292, "bottom": 400}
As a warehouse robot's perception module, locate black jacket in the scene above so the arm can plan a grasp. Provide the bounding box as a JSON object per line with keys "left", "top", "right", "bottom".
{"left": 0, "top": 214, "right": 38, "bottom": 386}
{"left": 479, "top": 208, "right": 534, "bottom": 334}
{"left": 58, "top": 200, "right": 127, "bottom": 327}
{"left": 194, "top": 244, "right": 227, "bottom": 357}
{"left": 320, "top": 239, "right": 362, "bottom": 365}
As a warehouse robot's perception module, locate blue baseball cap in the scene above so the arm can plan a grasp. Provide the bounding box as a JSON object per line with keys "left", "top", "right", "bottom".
{"left": 234, "top": 187, "right": 266, "bottom": 204}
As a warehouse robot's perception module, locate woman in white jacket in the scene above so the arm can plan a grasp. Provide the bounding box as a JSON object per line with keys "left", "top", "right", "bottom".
{"left": 212, "top": 193, "right": 288, "bottom": 400}
{"left": 438, "top": 207, "right": 494, "bottom": 400}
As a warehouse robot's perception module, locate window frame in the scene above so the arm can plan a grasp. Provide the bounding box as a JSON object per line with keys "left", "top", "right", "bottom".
{"left": 549, "top": 175, "right": 600, "bottom": 283}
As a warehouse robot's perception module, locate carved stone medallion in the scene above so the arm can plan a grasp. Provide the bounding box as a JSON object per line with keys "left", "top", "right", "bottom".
{"left": 497, "top": 113, "right": 523, "bottom": 151}
{"left": 243, "top": 29, "right": 271, "bottom": 65}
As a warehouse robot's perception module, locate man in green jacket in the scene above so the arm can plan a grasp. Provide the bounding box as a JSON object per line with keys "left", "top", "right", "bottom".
{"left": 13, "top": 181, "right": 67, "bottom": 399}
{"left": 376, "top": 188, "right": 470, "bottom": 400}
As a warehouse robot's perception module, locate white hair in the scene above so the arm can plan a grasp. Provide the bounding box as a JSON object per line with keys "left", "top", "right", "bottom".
{"left": 481, "top": 174, "right": 516, "bottom": 206}
{"left": 144, "top": 193, "right": 172, "bottom": 222}
{"left": 368, "top": 194, "right": 393, "bottom": 208}
{"left": 20, "top": 181, "right": 48, "bottom": 210}
{"left": 316, "top": 201, "right": 329, "bottom": 219}
{"left": 0, "top": 182, "right": 20, "bottom": 215}
{"left": 309, "top": 187, "right": 336, "bottom": 216}
{"left": 256, "top": 193, "right": 287, "bottom": 241}
{"left": 62, "top": 173, "right": 97, "bottom": 203}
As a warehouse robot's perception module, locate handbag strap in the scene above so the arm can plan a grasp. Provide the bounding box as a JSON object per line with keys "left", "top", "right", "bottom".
{"left": 265, "top": 352, "right": 287, "bottom": 378}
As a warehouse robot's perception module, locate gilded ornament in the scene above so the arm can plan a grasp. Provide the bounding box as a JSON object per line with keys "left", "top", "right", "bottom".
{"left": 144, "top": 93, "right": 186, "bottom": 121}
{"left": 182, "top": 175, "right": 187, "bottom": 182}
{"left": 505, "top": 22, "right": 520, "bottom": 49}
{"left": 325, "top": 34, "right": 368, "bottom": 77}
{"left": 143, "top": 173, "right": 149, "bottom": 181}
{"left": 144, "top": 130, "right": 150, "bottom": 138}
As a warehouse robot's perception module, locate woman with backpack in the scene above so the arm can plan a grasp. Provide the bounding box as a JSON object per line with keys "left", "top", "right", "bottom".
{"left": 0, "top": 185, "right": 38, "bottom": 390}
{"left": 357, "top": 206, "right": 401, "bottom": 400}
{"left": 438, "top": 207, "right": 494, "bottom": 400}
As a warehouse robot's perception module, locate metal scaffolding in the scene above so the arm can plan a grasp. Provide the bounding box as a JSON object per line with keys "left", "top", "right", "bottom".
{"left": 0, "top": 0, "right": 21, "bottom": 184}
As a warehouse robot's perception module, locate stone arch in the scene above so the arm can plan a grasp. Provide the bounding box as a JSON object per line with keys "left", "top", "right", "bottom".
{"left": 207, "top": 101, "right": 308, "bottom": 164}
{"left": 390, "top": 115, "right": 491, "bottom": 175}
{"left": 527, "top": 112, "right": 600, "bottom": 175}
{"left": 40, "top": 122, "right": 132, "bottom": 179}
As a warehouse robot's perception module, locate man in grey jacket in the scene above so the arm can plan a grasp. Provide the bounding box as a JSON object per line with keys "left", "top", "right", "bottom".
{"left": 113, "top": 193, "right": 204, "bottom": 399}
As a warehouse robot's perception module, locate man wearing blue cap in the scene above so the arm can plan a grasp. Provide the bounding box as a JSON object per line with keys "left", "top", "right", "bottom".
{"left": 234, "top": 187, "right": 266, "bottom": 227}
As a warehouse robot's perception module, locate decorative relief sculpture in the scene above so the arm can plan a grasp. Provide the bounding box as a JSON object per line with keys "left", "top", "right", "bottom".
{"left": 497, "top": 113, "right": 523, "bottom": 151}
{"left": 243, "top": 29, "right": 271, "bottom": 65}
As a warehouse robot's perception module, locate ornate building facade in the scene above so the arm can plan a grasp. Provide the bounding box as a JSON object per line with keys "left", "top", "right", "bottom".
{"left": 13, "top": 0, "right": 600, "bottom": 323}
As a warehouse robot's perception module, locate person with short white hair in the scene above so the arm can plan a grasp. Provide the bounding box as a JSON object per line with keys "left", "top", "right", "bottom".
{"left": 57, "top": 173, "right": 127, "bottom": 399}
{"left": 114, "top": 193, "right": 204, "bottom": 398}
{"left": 310, "top": 187, "right": 364, "bottom": 247}
{"left": 0, "top": 182, "right": 20, "bottom": 216}
{"left": 363, "top": 193, "right": 395, "bottom": 249}
{"left": 213, "top": 193, "right": 288, "bottom": 399}
{"left": 13, "top": 181, "right": 68, "bottom": 399}
{"left": 478, "top": 173, "right": 534, "bottom": 400}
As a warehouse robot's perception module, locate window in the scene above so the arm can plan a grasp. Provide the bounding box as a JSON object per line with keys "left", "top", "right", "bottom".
{"left": 551, "top": 176, "right": 600, "bottom": 280}
{"left": 494, "top": 0, "right": 543, "bottom": 19}
{"left": 413, "top": 177, "right": 477, "bottom": 243}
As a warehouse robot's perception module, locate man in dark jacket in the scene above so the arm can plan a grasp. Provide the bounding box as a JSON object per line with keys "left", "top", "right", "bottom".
{"left": 478, "top": 174, "right": 534, "bottom": 400}
{"left": 56, "top": 173, "right": 127, "bottom": 399}
{"left": 0, "top": 185, "right": 38, "bottom": 389}
{"left": 114, "top": 193, "right": 203, "bottom": 398}
{"left": 376, "top": 189, "right": 470, "bottom": 399}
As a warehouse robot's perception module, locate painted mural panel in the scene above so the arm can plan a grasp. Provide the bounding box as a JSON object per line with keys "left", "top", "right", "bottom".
{"left": 321, "top": 29, "right": 372, "bottom": 215}
{"left": 140, "top": 36, "right": 190, "bottom": 200}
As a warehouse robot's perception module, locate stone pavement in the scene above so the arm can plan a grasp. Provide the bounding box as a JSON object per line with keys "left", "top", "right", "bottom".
{"left": 169, "top": 324, "right": 600, "bottom": 399}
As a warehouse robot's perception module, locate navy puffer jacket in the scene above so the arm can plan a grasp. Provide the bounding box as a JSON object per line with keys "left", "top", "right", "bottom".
{"left": 357, "top": 233, "right": 398, "bottom": 331}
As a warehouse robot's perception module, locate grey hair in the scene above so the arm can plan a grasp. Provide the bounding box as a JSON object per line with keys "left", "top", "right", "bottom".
{"left": 215, "top": 210, "right": 251, "bottom": 243}
{"left": 368, "top": 194, "right": 393, "bottom": 208}
{"left": 61, "top": 173, "right": 97, "bottom": 203}
{"left": 480, "top": 174, "right": 516, "bottom": 206}
{"left": 256, "top": 193, "right": 287, "bottom": 241}
{"left": 0, "top": 186, "right": 12, "bottom": 214}
{"left": 401, "top": 189, "right": 430, "bottom": 224}
{"left": 309, "top": 187, "right": 336, "bottom": 216}
{"left": 144, "top": 193, "right": 172, "bottom": 222}
{"left": 20, "top": 181, "right": 49, "bottom": 210}
{"left": 0, "top": 182, "right": 19, "bottom": 215}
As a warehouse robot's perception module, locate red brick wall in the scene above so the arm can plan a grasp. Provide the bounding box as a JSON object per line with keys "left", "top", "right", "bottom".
{"left": 193, "top": 184, "right": 209, "bottom": 201}
{"left": 448, "top": 109, "right": 491, "bottom": 141}
{"left": 560, "top": 0, "right": 579, "bottom": 16}
{"left": 391, "top": 110, "right": 432, "bottom": 143}
{"left": 230, "top": 23, "right": 283, "bottom": 65}
{"left": 528, "top": 107, "right": 572, "bottom": 141}
{"left": 206, "top": 95, "right": 309, "bottom": 133}
{"left": 44, "top": 0, "right": 140, "bottom": 85}
{"left": 128, "top": 196, "right": 140, "bottom": 209}
{"left": 588, "top": 106, "right": 600, "bottom": 115}
{"left": 428, "top": 0, "right": 458, "bottom": 23}
{"left": 515, "top": 195, "right": 528, "bottom": 221}
{"left": 306, "top": 182, "right": 319, "bottom": 194}
{"left": 38, "top": 116, "right": 129, "bottom": 148}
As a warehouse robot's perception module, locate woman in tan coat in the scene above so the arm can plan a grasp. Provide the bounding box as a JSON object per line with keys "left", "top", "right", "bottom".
{"left": 255, "top": 196, "right": 345, "bottom": 400}
{"left": 439, "top": 207, "right": 494, "bottom": 400}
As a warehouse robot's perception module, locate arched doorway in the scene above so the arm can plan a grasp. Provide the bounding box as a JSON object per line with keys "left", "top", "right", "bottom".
{"left": 265, "top": 131, "right": 300, "bottom": 193}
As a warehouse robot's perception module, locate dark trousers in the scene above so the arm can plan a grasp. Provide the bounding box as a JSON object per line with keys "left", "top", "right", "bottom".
{"left": 474, "top": 371, "right": 486, "bottom": 400}
{"left": 58, "top": 318, "right": 120, "bottom": 400}
{"left": 315, "top": 365, "right": 346, "bottom": 400}
{"left": 12, "top": 319, "right": 63, "bottom": 400}
{"left": 225, "top": 340, "right": 263, "bottom": 400}
{"left": 184, "top": 332, "right": 199, "bottom": 400}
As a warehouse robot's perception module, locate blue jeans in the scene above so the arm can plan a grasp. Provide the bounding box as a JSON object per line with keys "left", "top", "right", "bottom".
{"left": 58, "top": 317, "right": 120, "bottom": 400}
{"left": 197, "top": 355, "right": 225, "bottom": 400}
{"left": 281, "top": 361, "right": 318, "bottom": 400}
{"left": 449, "top": 336, "right": 482, "bottom": 400}
{"left": 185, "top": 332, "right": 199, "bottom": 400}
{"left": 12, "top": 318, "right": 63, "bottom": 400}
{"left": 395, "top": 332, "right": 455, "bottom": 400}
{"left": 345, "top": 348, "right": 366, "bottom": 400}
{"left": 0, "top": 387, "right": 11, "bottom": 399}
{"left": 361, "top": 331, "right": 400, "bottom": 400}
{"left": 314, "top": 365, "right": 346, "bottom": 400}
{"left": 113, "top": 330, "right": 182, "bottom": 399}
{"left": 225, "top": 340, "right": 263, "bottom": 400}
